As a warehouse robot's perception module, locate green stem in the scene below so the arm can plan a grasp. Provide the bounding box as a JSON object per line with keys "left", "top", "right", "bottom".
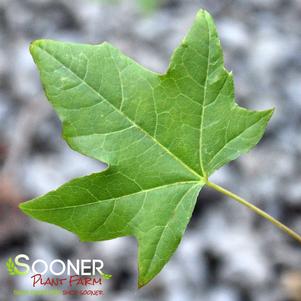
{"left": 207, "top": 181, "right": 301, "bottom": 244}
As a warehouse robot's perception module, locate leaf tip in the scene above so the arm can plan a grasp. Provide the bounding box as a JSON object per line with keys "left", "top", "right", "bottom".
{"left": 196, "top": 8, "right": 212, "bottom": 20}
{"left": 29, "top": 39, "right": 49, "bottom": 60}
{"left": 99, "top": 41, "right": 116, "bottom": 51}
{"left": 137, "top": 263, "right": 152, "bottom": 289}
{"left": 265, "top": 107, "right": 275, "bottom": 120}
{"left": 30, "top": 39, "right": 43, "bottom": 51}
{"left": 18, "top": 201, "right": 32, "bottom": 216}
{"left": 137, "top": 279, "right": 147, "bottom": 289}
{"left": 101, "top": 41, "right": 110, "bottom": 47}
{"left": 18, "top": 202, "right": 26, "bottom": 211}
{"left": 137, "top": 269, "right": 154, "bottom": 289}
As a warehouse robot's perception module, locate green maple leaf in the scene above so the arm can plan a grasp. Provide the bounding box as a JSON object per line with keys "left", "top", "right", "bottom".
{"left": 21, "top": 10, "right": 299, "bottom": 287}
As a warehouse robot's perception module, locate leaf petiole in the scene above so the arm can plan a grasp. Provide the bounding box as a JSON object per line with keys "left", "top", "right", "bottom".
{"left": 207, "top": 181, "right": 301, "bottom": 244}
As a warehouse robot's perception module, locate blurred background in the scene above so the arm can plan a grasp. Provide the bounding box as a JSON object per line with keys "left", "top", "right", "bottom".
{"left": 0, "top": 0, "right": 301, "bottom": 300}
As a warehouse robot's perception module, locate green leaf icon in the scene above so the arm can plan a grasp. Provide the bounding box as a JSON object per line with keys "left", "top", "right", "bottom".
{"left": 6, "top": 258, "right": 25, "bottom": 276}
{"left": 99, "top": 271, "right": 112, "bottom": 280}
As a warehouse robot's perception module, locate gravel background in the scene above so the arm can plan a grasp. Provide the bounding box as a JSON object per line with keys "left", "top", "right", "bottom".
{"left": 0, "top": 0, "right": 301, "bottom": 300}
